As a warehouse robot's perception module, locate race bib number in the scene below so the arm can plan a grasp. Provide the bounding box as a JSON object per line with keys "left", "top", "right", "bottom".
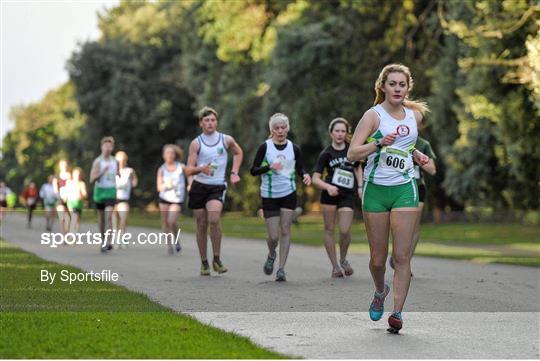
{"left": 380, "top": 147, "right": 413, "bottom": 171}
{"left": 332, "top": 169, "right": 354, "bottom": 189}
{"left": 27, "top": 197, "right": 36, "bottom": 206}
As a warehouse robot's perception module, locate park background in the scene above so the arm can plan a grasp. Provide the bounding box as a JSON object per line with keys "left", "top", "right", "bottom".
{"left": 1, "top": 2, "right": 539, "bottom": 358}
{"left": 1, "top": 0, "right": 539, "bottom": 221}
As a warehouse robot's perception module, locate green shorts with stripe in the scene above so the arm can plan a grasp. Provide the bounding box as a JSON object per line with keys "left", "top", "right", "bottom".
{"left": 362, "top": 180, "right": 418, "bottom": 212}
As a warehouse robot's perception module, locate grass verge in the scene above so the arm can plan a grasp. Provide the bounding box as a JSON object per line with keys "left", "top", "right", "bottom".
{"left": 0, "top": 239, "right": 286, "bottom": 359}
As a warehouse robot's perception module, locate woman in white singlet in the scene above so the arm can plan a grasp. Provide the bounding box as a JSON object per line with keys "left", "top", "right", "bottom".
{"left": 348, "top": 64, "right": 431, "bottom": 333}
{"left": 54, "top": 159, "right": 71, "bottom": 235}
{"left": 66, "top": 167, "right": 87, "bottom": 234}
{"left": 114, "top": 151, "right": 138, "bottom": 248}
{"left": 157, "top": 144, "right": 187, "bottom": 255}
{"left": 250, "top": 113, "right": 311, "bottom": 282}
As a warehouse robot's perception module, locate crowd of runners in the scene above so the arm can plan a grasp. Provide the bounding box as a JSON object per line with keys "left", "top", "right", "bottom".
{"left": 2, "top": 63, "right": 438, "bottom": 333}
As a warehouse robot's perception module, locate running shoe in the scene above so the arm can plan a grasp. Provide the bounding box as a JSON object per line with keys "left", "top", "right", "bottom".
{"left": 332, "top": 267, "right": 344, "bottom": 278}
{"left": 387, "top": 311, "right": 403, "bottom": 333}
{"left": 276, "top": 268, "right": 286, "bottom": 282}
{"left": 175, "top": 242, "right": 182, "bottom": 253}
{"left": 212, "top": 260, "right": 228, "bottom": 274}
{"left": 369, "top": 283, "right": 390, "bottom": 321}
{"left": 263, "top": 252, "right": 276, "bottom": 275}
{"left": 340, "top": 259, "right": 354, "bottom": 276}
{"left": 200, "top": 264, "right": 211, "bottom": 276}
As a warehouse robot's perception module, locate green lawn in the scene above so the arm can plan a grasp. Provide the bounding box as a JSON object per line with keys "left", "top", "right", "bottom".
{"left": 0, "top": 240, "right": 286, "bottom": 359}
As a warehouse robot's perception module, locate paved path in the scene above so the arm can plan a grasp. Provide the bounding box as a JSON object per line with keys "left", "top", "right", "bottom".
{"left": 2, "top": 213, "right": 539, "bottom": 358}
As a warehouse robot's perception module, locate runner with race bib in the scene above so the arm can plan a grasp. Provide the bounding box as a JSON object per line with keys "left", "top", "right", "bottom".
{"left": 251, "top": 113, "right": 311, "bottom": 282}
{"left": 90, "top": 136, "right": 118, "bottom": 253}
{"left": 312, "top": 118, "right": 362, "bottom": 278}
{"left": 348, "top": 64, "right": 431, "bottom": 334}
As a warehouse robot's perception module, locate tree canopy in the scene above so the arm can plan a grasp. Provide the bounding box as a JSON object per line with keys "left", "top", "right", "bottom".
{"left": 2, "top": 0, "right": 538, "bottom": 212}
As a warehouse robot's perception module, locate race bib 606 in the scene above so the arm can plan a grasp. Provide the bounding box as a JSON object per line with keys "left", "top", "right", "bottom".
{"left": 380, "top": 147, "right": 413, "bottom": 171}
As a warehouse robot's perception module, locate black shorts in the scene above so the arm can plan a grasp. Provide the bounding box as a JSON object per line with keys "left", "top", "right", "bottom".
{"left": 159, "top": 198, "right": 183, "bottom": 206}
{"left": 261, "top": 192, "right": 297, "bottom": 219}
{"left": 188, "top": 181, "right": 227, "bottom": 209}
{"left": 417, "top": 183, "right": 426, "bottom": 203}
{"left": 0, "top": 200, "right": 7, "bottom": 208}
{"left": 95, "top": 199, "right": 116, "bottom": 210}
{"left": 27, "top": 203, "right": 37, "bottom": 211}
{"left": 320, "top": 190, "right": 356, "bottom": 209}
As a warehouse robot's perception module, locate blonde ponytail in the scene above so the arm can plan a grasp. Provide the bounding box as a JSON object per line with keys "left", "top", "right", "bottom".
{"left": 374, "top": 63, "right": 429, "bottom": 114}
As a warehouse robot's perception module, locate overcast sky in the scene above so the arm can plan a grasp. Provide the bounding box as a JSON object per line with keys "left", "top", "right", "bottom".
{"left": 1, "top": 0, "right": 118, "bottom": 143}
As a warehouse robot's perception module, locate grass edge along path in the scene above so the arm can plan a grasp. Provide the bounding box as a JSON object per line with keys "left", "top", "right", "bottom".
{"left": 0, "top": 239, "right": 288, "bottom": 359}
{"left": 13, "top": 209, "right": 540, "bottom": 267}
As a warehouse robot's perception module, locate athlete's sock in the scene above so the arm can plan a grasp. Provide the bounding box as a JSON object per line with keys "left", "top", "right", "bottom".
{"left": 375, "top": 288, "right": 387, "bottom": 297}
{"left": 213, "top": 256, "right": 221, "bottom": 265}
{"left": 202, "top": 260, "right": 209, "bottom": 268}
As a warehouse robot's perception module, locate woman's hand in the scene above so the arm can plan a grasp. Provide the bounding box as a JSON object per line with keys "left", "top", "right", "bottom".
{"left": 326, "top": 184, "right": 339, "bottom": 197}
{"left": 303, "top": 174, "right": 312, "bottom": 186}
{"left": 382, "top": 133, "right": 397, "bottom": 146}
{"left": 413, "top": 149, "right": 429, "bottom": 166}
{"left": 270, "top": 162, "right": 283, "bottom": 171}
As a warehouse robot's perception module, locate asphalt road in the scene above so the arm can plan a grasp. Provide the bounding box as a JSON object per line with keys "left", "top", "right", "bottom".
{"left": 2, "top": 212, "right": 539, "bottom": 358}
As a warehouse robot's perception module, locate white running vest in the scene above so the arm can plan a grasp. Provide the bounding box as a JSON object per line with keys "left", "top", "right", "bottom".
{"left": 364, "top": 104, "right": 418, "bottom": 186}
{"left": 193, "top": 132, "right": 228, "bottom": 185}
{"left": 260, "top": 139, "right": 296, "bottom": 198}
{"left": 159, "top": 162, "right": 186, "bottom": 203}
{"left": 95, "top": 156, "right": 118, "bottom": 188}
{"left": 116, "top": 167, "right": 134, "bottom": 201}
{"left": 66, "top": 180, "right": 82, "bottom": 201}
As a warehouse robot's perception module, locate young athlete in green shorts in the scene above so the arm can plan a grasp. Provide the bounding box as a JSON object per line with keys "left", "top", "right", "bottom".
{"left": 348, "top": 64, "right": 432, "bottom": 333}
{"left": 90, "top": 136, "right": 118, "bottom": 252}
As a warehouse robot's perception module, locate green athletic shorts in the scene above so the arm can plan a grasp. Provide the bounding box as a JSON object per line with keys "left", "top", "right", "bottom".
{"left": 362, "top": 180, "right": 418, "bottom": 212}
{"left": 93, "top": 186, "right": 116, "bottom": 204}
{"left": 67, "top": 199, "right": 83, "bottom": 213}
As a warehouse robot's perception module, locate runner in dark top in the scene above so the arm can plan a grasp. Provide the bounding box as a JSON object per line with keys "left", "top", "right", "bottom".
{"left": 312, "top": 118, "right": 362, "bottom": 278}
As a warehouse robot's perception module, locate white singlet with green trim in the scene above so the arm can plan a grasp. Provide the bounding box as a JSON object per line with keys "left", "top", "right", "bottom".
{"left": 260, "top": 139, "right": 296, "bottom": 198}
{"left": 95, "top": 155, "right": 118, "bottom": 188}
{"left": 364, "top": 104, "right": 418, "bottom": 186}
{"left": 193, "top": 132, "right": 228, "bottom": 186}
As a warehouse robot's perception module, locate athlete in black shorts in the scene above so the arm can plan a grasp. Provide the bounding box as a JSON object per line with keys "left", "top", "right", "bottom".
{"left": 312, "top": 118, "right": 362, "bottom": 278}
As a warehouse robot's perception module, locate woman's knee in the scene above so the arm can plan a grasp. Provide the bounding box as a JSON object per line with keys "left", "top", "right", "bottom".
{"left": 324, "top": 220, "right": 335, "bottom": 234}
{"left": 339, "top": 230, "right": 350, "bottom": 240}
{"left": 268, "top": 234, "right": 279, "bottom": 244}
{"left": 393, "top": 251, "right": 410, "bottom": 266}
{"left": 370, "top": 255, "right": 387, "bottom": 269}
{"left": 208, "top": 218, "right": 220, "bottom": 231}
